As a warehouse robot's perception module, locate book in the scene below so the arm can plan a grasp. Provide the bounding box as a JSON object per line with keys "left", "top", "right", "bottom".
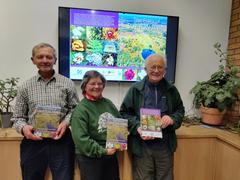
{"left": 33, "top": 105, "right": 61, "bottom": 138}
{"left": 105, "top": 117, "right": 128, "bottom": 151}
{"left": 140, "top": 108, "right": 162, "bottom": 138}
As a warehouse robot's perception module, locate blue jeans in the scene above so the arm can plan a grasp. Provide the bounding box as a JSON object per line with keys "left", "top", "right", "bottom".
{"left": 20, "top": 128, "right": 75, "bottom": 180}
{"left": 132, "top": 141, "right": 173, "bottom": 180}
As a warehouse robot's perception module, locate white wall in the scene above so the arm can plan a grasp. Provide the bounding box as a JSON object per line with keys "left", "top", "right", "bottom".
{"left": 0, "top": 0, "right": 232, "bottom": 113}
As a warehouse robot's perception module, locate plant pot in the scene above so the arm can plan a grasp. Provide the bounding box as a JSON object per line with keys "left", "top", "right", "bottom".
{"left": 200, "top": 106, "right": 226, "bottom": 125}
{"left": 1, "top": 112, "right": 13, "bottom": 128}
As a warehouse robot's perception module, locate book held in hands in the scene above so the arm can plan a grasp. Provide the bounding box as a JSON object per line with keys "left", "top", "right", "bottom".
{"left": 105, "top": 117, "right": 128, "bottom": 151}
{"left": 140, "top": 108, "right": 162, "bottom": 138}
{"left": 33, "top": 105, "right": 61, "bottom": 138}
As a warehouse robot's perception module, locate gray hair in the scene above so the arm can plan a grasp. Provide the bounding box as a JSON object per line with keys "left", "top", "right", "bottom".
{"left": 32, "top": 43, "right": 57, "bottom": 60}
{"left": 80, "top": 70, "right": 106, "bottom": 94}
{"left": 145, "top": 53, "right": 167, "bottom": 69}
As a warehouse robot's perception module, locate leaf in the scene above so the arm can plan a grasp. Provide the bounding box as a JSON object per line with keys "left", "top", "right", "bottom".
{"left": 190, "top": 42, "right": 240, "bottom": 111}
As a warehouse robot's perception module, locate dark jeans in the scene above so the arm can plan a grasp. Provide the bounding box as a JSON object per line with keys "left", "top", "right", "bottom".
{"left": 20, "top": 128, "right": 75, "bottom": 180}
{"left": 77, "top": 154, "right": 120, "bottom": 180}
{"left": 132, "top": 142, "right": 173, "bottom": 180}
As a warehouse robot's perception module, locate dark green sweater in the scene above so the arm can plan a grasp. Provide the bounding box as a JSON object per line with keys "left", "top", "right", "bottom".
{"left": 70, "top": 97, "right": 120, "bottom": 158}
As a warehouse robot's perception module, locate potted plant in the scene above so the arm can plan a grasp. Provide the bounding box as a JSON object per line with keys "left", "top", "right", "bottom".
{"left": 0, "top": 77, "right": 19, "bottom": 128}
{"left": 190, "top": 43, "right": 240, "bottom": 125}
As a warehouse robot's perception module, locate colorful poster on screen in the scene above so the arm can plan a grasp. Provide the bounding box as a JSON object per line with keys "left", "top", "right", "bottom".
{"left": 69, "top": 9, "right": 168, "bottom": 81}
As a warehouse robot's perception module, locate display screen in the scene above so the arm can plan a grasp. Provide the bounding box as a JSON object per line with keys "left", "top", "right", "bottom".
{"left": 59, "top": 7, "right": 179, "bottom": 82}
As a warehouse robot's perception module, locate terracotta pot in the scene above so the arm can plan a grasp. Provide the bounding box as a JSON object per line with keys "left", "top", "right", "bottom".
{"left": 200, "top": 106, "right": 226, "bottom": 125}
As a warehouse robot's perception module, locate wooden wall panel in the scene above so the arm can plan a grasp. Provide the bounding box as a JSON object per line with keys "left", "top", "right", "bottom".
{"left": 0, "top": 140, "right": 22, "bottom": 180}
{"left": 1, "top": 127, "right": 240, "bottom": 180}
{"left": 174, "top": 138, "right": 215, "bottom": 180}
{"left": 214, "top": 140, "right": 240, "bottom": 180}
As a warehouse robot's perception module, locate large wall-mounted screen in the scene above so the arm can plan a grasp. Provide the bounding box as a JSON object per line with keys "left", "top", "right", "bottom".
{"left": 59, "top": 7, "right": 179, "bottom": 82}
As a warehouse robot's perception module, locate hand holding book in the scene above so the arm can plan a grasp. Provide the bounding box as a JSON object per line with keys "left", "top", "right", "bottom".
{"left": 161, "top": 115, "right": 174, "bottom": 128}
{"left": 52, "top": 121, "right": 68, "bottom": 140}
{"left": 139, "top": 109, "right": 175, "bottom": 139}
{"left": 22, "top": 124, "right": 43, "bottom": 141}
{"left": 106, "top": 148, "right": 117, "bottom": 155}
{"left": 137, "top": 127, "right": 155, "bottom": 140}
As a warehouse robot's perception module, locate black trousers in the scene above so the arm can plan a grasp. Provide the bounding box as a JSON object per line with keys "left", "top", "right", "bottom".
{"left": 20, "top": 128, "right": 75, "bottom": 180}
{"left": 77, "top": 154, "right": 120, "bottom": 180}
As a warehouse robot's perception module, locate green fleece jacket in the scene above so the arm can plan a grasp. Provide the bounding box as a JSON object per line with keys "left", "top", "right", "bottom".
{"left": 70, "top": 97, "right": 120, "bottom": 158}
{"left": 120, "top": 77, "right": 185, "bottom": 156}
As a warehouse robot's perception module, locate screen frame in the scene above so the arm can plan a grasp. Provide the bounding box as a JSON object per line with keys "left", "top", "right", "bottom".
{"left": 58, "top": 7, "right": 179, "bottom": 83}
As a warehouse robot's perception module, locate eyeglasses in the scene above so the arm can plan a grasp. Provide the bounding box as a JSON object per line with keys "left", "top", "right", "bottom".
{"left": 87, "top": 82, "right": 104, "bottom": 87}
{"left": 149, "top": 65, "right": 165, "bottom": 71}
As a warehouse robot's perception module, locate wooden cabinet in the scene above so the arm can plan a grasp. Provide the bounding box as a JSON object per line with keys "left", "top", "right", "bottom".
{"left": 214, "top": 140, "right": 240, "bottom": 180}
{"left": 174, "top": 138, "right": 216, "bottom": 180}
{"left": 0, "top": 139, "right": 21, "bottom": 180}
{"left": 174, "top": 126, "right": 240, "bottom": 180}
{"left": 0, "top": 126, "right": 240, "bottom": 180}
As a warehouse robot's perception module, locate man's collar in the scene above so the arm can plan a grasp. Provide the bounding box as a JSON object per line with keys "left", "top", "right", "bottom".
{"left": 37, "top": 70, "right": 56, "bottom": 82}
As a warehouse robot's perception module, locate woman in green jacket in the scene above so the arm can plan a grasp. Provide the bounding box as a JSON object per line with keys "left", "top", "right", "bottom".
{"left": 71, "top": 70, "right": 120, "bottom": 180}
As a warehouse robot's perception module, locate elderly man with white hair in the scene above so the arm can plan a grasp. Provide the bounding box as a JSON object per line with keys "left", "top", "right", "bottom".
{"left": 120, "top": 53, "right": 185, "bottom": 180}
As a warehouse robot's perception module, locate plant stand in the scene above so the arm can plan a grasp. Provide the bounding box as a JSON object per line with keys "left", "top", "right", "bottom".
{"left": 200, "top": 106, "right": 226, "bottom": 125}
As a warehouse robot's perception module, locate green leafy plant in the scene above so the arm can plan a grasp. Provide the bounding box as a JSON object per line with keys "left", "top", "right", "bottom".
{"left": 0, "top": 77, "right": 20, "bottom": 113}
{"left": 190, "top": 42, "right": 240, "bottom": 111}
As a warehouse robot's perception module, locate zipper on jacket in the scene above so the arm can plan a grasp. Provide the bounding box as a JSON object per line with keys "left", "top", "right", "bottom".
{"left": 155, "top": 87, "right": 158, "bottom": 107}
